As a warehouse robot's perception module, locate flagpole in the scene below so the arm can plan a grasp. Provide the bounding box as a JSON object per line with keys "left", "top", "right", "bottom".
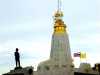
{"left": 80, "top": 52, "right": 87, "bottom": 63}
{"left": 85, "top": 53, "right": 87, "bottom": 63}
{"left": 80, "top": 52, "right": 81, "bottom": 64}
{"left": 73, "top": 52, "right": 82, "bottom": 65}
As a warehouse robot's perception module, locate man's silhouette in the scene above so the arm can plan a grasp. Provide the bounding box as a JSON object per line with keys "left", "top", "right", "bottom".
{"left": 14, "top": 48, "right": 20, "bottom": 67}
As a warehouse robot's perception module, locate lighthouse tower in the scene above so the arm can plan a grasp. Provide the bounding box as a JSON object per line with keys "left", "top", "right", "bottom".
{"left": 37, "top": 0, "right": 74, "bottom": 75}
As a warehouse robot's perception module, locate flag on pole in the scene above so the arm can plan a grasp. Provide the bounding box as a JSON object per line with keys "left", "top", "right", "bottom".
{"left": 80, "top": 52, "right": 86, "bottom": 59}
{"left": 74, "top": 52, "right": 86, "bottom": 59}
{"left": 74, "top": 52, "right": 80, "bottom": 57}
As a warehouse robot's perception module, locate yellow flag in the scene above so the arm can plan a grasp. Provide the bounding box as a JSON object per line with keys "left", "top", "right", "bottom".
{"left": 80, "top": 52, "right": 86, "bottom": 59}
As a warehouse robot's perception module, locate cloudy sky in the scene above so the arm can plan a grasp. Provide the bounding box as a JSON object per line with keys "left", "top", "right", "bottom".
{"left": 0, "top": 0, "right": 100, "bottom": 74}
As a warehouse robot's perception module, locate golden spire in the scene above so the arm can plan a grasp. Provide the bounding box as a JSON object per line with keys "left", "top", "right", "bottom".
{"left": 54, "top": 0, "right": 63, "bottom": 19}
{"left": 53, "top": 0, "right": 66, "bottom": 34}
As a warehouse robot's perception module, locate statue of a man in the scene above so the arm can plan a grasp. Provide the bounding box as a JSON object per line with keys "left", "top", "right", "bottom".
{"left": 14, "top": 48, "right": 20, "bottom": 67}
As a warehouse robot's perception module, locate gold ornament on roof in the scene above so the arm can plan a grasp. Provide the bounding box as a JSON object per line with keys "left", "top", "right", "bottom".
{"left": 54, "top": 10, "right": 63, "bottom": 18}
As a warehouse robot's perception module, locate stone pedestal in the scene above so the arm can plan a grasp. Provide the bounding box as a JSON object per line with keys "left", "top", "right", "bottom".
{"left": 3, "top": 66, "right": 33, "bottom": 75}
{"left": 14, "top": 66, "right": 23, "bottom": 70}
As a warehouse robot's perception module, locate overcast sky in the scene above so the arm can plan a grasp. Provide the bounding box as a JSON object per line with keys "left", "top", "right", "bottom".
{"left": 0, "top": 0, "right": 100, "bottom": 74}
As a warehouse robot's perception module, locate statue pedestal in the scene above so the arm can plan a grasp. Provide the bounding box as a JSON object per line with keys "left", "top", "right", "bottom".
{"left": 3, "top": 66, "right": 33, "bottom": 75}
{"left": 14, "top": 66, "right": 23, "bottom": 70}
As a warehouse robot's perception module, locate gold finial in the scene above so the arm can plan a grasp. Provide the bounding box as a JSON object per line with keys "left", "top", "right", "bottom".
{"left": 54, "top": 10, "right": 63, "bottom": 18}
{"left": 58, "top": 0, "right": 61, "bottom": 11}
{"left": 53, "top": 0, "right": 66, "bottom": 34}
{"left": 54, "top": 0, "right": 63, "bottom": 19}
